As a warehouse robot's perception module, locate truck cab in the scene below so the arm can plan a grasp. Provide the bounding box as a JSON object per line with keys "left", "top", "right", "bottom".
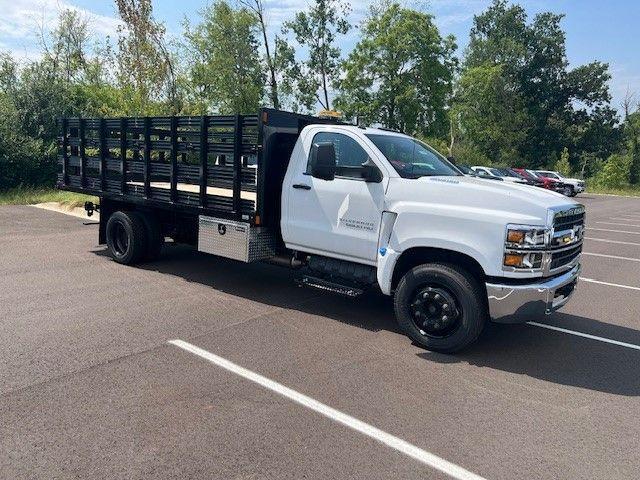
{"left": 280, "top": 125, "right": 583, "bottom": 351}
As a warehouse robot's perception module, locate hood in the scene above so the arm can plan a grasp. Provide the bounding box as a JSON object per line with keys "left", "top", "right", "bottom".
{"left": 386, "top": 175, "right": 579, "bottom": 225}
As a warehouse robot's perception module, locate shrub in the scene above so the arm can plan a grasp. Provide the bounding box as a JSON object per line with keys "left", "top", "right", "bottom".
{"left": 592, "top": 153, "right": 631, "bottom": 188}
{"left": 0, "top": 95, "right": 55, "bottom": 190}
{"left": 554, "top": 147, "right": 571, "bottom": 176}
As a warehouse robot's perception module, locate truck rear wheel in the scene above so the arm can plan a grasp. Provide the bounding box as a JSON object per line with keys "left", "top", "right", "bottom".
{"left": 393, "top": 263, "right": 486, "bottom": 353}
{"left": 106, "top": 211, "right": 147, "bottom": 265}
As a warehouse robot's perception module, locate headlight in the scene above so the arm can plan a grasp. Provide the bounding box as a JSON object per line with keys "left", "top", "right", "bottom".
{"left": 504, "top": 224, "right": 550, "bottom": 270}
{"left": 504, "top": 252, "right": 544, "bottom": 269}
{"left": 505, "top": 225, "right": 549, "bottom": 249}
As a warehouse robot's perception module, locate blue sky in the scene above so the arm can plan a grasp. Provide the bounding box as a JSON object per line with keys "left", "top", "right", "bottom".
{"left": 1, "top": 0, "right": 638, "bottom": 111}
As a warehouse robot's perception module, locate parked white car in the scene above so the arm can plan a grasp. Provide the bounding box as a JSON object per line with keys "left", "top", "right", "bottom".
{"left": 471, "top": 166, "right": 529, "bottom": 185}
{"left": 534, "top": 171, "right": 585, "bottom": 196}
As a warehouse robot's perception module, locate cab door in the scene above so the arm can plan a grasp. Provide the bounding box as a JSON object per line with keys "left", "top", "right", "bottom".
{"left": 283, "top": 129, "right": 388, "bottom": 264}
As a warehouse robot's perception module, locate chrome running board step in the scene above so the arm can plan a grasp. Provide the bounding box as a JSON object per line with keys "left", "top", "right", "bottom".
{"left": 297, "top": 275, "right": 364, "bottom": 298}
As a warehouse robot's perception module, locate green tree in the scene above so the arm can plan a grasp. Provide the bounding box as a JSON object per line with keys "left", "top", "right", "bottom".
{"left": 451, "top": 64, "right": 531, "bottom": 164}
{"left": 593, "top": 153, "right": 631, "bottom": 188}
{"left": 237, "top": 0, "right": 295, "bottom": 110}
{"left": 464, "top": 0, "right": 617, "bottom": 169}
{"left": 622, "top": 91, "right": 640, "bottom": 184}
{"left": 185, "top": 1, "right": 264, "bottom": 114}
{"left": 0, "top": 9, "right": 117, "bottom": 190}
{"left": 555, "top": 147, "right": 571, "bottom": 176}
{"left": 115, "top": 0, "right": 178, "bottom": 114}
{"left": 283, "top": 0, "right": 351, "bottom": 111}
{"left": 0, "top": 93, "right": 48, "bottom": 189}
{"left": 336, "top": 2, "right": 456, "bottom": 137}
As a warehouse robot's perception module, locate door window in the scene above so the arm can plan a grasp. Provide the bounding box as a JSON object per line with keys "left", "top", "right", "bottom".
{"left": 307, "top": 132, "right": 369, "bottom": 179}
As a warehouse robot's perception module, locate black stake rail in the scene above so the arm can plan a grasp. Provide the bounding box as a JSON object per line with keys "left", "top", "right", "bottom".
{"left": 233, "top": 114, "right": 243, "bottom": 215}
{"left": 78, "top": 118, "right": 86, "bottom": 188}
{"left": 170, "top": 116, "right": 178, "bottom": 203}
{"left": 199, "top": 115, "right": 208, "bottom": 208}
{"left": 57, "top": 109, "right": 342, "bottom": 226}
{"left": 120, "top": 118, "right": 127, "bottom": 195}
{"left": 99, "top": 118, "right": 107, "bottom": 191}
{"left": 143, "top": 117, "right": 151, "bottom": 199}
{"left": 57, "top": 113, "right": 261, "bottom": 222}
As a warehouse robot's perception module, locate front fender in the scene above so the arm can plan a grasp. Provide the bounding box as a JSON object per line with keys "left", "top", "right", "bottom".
{"left": 376, "top": 210, "right": 505, "bottom": 295}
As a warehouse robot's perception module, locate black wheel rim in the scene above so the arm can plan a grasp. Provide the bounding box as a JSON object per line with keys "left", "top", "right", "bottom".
{"left": 112, "top": 222, "right": 129, "bottom": 256}
{"left": 409, "top": 285, "right": 462, "bottom": 338}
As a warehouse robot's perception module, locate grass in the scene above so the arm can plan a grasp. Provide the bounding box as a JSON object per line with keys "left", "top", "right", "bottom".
{"left": 586, "top": 185, "right": 640, "bottom": 197}
{"left": 0, "top": 187, "right": 97, "bottom": 208}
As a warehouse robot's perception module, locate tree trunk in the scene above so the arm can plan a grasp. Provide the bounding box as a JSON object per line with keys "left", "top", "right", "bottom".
{"left": 321, "top": 71, "right": 330, "bottom": 111}
{"left": 259, "top": 12, "right": 279, "bottom": 110}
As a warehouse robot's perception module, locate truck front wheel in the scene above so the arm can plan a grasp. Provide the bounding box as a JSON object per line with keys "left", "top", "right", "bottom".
{"left": 106, "top": 211, "right": 148, "bottom": 265}
{"left": 393, "top": 263, "right": 487, "bottom": 353}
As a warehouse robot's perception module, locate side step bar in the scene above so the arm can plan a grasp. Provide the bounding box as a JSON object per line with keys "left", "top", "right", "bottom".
{"left": 297, "top": 275, "right": 364, "bottom": 298}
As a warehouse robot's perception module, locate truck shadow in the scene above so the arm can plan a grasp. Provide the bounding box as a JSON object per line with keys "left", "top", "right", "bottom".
{"left": 117, "top": 244, "right": 639, "bottom": 397}
{"left": 419, "top": 316, "right": 640, "bottom": 396}
{"left": 118, "top": 244, "right": 399, "bottom": 334}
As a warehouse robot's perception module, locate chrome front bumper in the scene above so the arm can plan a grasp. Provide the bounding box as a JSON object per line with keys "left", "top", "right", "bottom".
{"left": 486, "top": 264, "right": 580, "bottom": 324}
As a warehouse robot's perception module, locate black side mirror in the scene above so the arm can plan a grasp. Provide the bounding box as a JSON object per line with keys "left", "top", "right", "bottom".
{"left": 361, "top": 158, "right": 383, "bottom": 183}
{"left": 309, "top": 142, "right": 336, "bottom": 181}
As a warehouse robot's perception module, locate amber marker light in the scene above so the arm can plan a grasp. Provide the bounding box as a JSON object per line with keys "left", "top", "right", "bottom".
{"left": 507, "top": 230, "right": 525, "bottom": 244}
{"left": 504, "top": 253, "right": 524, "bottom": 267}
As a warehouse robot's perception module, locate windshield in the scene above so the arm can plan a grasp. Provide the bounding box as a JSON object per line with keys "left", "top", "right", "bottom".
{"left": 365, "top": 134, "right": 461, "bottom": 179}
{"left": 537, "top": 171, "right": 560, "bottom": 180}
{"left": 457, "top": 164, "right": 474, "bottom": 175}
{"left": 494, "top": 168, "right": 519, "bottom": 178}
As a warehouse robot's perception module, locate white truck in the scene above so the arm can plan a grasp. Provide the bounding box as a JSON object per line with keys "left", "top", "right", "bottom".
{"left": 534, "top": 170, "right": 585, "bottom": 196}
{"left": 58, "top": 109, "right": 584, "bottom": 352}
{"left": 471, "top": 166, "right": 529, "bottom": 185}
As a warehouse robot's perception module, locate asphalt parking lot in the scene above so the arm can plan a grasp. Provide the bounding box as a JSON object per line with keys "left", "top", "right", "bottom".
{"left": 1, "top": 194, "right": 639, "bottom": 480}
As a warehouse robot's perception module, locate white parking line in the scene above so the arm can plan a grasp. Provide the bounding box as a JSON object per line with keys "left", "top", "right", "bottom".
{"left": 588, "top": 227, "right": 640, "bottom": 235}
{"left": 585, "top": 237, "right": 640, "bottom": 246}
{"left": 583, "top": 252, "right": 640, "bottom": 262}
{"left": 596, "top": 221, "right": 640, "bottom": 228}
{"left": 169, "top": 339, "right": 486, "bottom": 480}
{"left": 579, "top": 277, "right": 640, "bottom": 291}
{"left": 610, "top": 217, "right": 640, "bottom": 221}
{"left": 527, "top": 322, "right": 640, "bottom": 351}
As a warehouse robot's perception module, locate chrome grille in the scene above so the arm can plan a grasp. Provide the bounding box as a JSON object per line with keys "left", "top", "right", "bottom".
{"left": 553, "top": 206, "right": 585, "bottom": 231}
{"left": 550, "top": 244, "right": 582, "bottom": 270}
{"left": 548, "top": 205, "right": 585, "bottom": 272}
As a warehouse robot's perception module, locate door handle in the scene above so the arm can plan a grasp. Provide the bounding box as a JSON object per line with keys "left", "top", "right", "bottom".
{"left": 292, "top": 183, "right": 311, "bottom": 190}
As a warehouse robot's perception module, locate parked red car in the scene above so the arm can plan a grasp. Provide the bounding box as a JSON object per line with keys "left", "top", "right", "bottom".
{"left": 512, "top": 168, "right": 570, "bottom": 194}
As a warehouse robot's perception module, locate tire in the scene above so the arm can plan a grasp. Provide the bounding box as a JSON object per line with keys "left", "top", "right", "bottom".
{"left": 393, "top": 263, "right": 487, "bottom": 353}
{"left": 140, "top": 212, "right": 164, "bottom": 261}
{"left": 105, "top": 211, "right": 148, "bottom": 265}
{"left": 562, "top": 186, "right": 574, "bottom": 196}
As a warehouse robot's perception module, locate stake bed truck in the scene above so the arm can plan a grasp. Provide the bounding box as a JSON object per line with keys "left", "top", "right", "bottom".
{"left": 57, "top": 109, "right": 584, "bottom": 352}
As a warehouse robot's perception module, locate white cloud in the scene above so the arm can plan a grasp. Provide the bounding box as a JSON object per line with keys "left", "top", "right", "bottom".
{"left": 0, "top": 0, "right": 122, "bottom": 60}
